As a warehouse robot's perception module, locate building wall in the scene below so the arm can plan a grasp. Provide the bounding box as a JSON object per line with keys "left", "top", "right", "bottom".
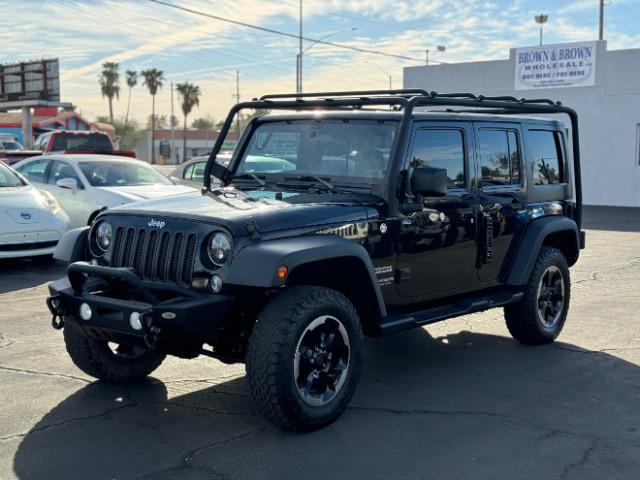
{"left": 404, "top": 40, "right": 640, "bottom": 207}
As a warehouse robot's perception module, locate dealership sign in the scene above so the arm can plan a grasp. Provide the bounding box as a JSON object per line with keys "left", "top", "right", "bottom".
{"left": 514, "top": 42, "right": 597, "bottom": 90}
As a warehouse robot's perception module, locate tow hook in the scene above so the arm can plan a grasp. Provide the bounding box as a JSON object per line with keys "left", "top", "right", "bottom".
{"left": 144, "top": 326, "right": 161, "bottom": 349}
{"left": 46, "top": 296, "right": 65, "bottom": 330}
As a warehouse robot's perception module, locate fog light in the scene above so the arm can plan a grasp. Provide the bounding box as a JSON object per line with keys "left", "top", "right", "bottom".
{"left": 130, "top": 312, "right": 142, "bottom": 331}
{"left": 209, "top": 275, "right": 223, "bottom": 293}
{"left": 79, "top": 303, "right": 92, "bottom": 321}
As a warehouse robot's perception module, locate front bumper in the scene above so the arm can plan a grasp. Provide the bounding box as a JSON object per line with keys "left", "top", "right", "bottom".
{"left": 47, "top": 262, "right": 234, "bottom": 349}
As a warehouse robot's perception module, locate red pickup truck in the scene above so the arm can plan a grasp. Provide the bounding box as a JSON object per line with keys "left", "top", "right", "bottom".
{"left": 0, "top": 130, "right": 136, "bottom": 165}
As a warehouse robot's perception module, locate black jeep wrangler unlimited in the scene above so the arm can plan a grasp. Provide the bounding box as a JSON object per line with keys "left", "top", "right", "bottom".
{"left": 47, "top": 90, "right": 585, "bottom": 431}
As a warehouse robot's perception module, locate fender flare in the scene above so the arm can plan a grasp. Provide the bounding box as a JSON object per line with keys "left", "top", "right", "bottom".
{"left": 225, "top": 235, "right": 387, "bottom": 317}
{"left": 506, "top": 216, "right": 579, "bottom": 286}
{"left": 53, "top": 227, "right": 89, "bottom": 263}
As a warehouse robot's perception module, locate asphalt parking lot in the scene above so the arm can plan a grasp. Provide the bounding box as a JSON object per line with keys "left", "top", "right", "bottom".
{"left": 1, "top": 206, "right": 639, "bottom": 480}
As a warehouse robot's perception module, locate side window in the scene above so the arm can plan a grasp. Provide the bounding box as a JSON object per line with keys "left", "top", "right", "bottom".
{"left": 528, "top": 130, "right": 564, "bottom": 185}
{"left": 409, "top": 128, "right": 465, "bottom": 188}
{"left": 183, "top": 163, "right": 195, "bottom": 180}
{"left": 478, "top": 129, "right": 521, "bottom": 186}
{"left": 48, "top": 160, "right": 81, "bottom": 185}
{"left": 16, "top": 159, "right": 48, "bottom": 183}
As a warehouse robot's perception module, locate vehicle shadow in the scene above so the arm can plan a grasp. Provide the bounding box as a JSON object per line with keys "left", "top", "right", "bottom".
{"left": 12, "top": 328, "right": 640, "bottom": 480}
{"left": 0, "top": 258, "right": 66, "bottom": 295}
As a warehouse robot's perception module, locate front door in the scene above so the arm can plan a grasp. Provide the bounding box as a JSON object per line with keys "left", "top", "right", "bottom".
{"left": 396, "top": 123, "right": 477, "bottom": 299}
{"left": 45, "top": 159, "right": 88, "bottom": 227}
{"left": 474, "top": 123, "right": 526, "bottom": 283}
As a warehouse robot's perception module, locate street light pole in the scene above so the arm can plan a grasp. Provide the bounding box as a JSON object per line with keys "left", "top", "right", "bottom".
{"left": 599, "top": 0, "right": 605, "bottom": 40}
{"left": 297, "top": 26, "right": 357, "bottom": 93}
{"left": 298, "top": 0, "right": 302, "bottom": 94}
{"left": 535, "top": 14, "right": 549, "bottom": 46}
{"left": 366, "top": 61, "right": 392, "bottom": 90}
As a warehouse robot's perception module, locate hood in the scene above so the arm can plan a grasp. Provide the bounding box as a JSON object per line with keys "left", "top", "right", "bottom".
{"left": 98, "top": 184, "right": 196, "bottom": 201}
{"left": 108, "top": 189, "right": 380, "bottom": 236}
{"left": 0, "top": 185, "right": 48, "bottom": 224}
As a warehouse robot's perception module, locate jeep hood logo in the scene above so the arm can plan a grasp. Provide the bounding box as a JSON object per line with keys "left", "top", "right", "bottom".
{"left": 148, "top": 219, "right": 165, "bottom": 229}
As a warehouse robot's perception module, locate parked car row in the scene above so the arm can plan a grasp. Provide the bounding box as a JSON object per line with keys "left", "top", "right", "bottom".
{"left": 1, "top": 130, "right": 137, "bottom": 166}
{"left": 1, "top": 154, "right": 200, "bottom": 260}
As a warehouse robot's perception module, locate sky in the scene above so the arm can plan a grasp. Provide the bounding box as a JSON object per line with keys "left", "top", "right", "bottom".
{"left": 2, "top": 0, "right": 640, "bottom": 125}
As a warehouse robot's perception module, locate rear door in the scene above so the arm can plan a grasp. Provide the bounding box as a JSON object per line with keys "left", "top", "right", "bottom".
{"left": 474, "top": 123, "right": 526, "bottom": 283}
{"left": 396, "top": 122, "right": 477, "bottom": 298}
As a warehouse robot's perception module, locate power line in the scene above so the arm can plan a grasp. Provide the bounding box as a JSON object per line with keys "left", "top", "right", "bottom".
{"left": 147, "top": 0, "right": 430, "bottom": 63}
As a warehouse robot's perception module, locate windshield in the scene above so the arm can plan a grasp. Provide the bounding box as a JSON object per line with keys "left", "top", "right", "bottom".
{"left": 79, "top": 161, "right": 173, "bottom": 187}
{"left": 52, "top": 133, "right": 112, "bottom": 151}
{"left": 235, "top": 120, "right": 397, "bottom": 183}
{"left": 0, "top": 162, "right": 26, "bottom": 187}
{"left": 1, "top": 141, "right": 22, "bottom": 151}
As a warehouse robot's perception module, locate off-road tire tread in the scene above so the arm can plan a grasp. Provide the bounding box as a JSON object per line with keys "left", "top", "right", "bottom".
{"left": 63, "top": 323, "right": 166, "bottom": 382}
{"left": 504, "top": 246, "right": 571, "bottom": 345}
{"left": 246, "top": 286, "right": 362, "bottom": 431}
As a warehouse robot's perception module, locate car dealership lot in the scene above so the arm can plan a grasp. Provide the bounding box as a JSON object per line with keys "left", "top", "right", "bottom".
{"left": 1, "top": 207, "right": 639, "bottom": 480}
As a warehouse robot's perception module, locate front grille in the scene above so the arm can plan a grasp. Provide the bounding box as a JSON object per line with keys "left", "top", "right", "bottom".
{"left": 109, "top": 226, "right": 198, "bottom": 286}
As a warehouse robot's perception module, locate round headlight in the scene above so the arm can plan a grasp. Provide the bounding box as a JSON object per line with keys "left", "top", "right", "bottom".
{"left": 96, "top": 222, "right": 113, "bottom": 251}
{"left": 207, "top": 232, "right": 232, "bottom": 266}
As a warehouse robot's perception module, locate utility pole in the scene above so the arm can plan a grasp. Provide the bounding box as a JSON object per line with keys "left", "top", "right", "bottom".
{"left": 234, "top": 70, "right": 240, "bottom": 140}
{"left": 599, "top": 0, "right": 605, "bottom": 40}
{"left": 170, "top": 82, "right": 177, "bottom": 164}
{"left": 298, "top": 0, "right": 303, "bottom": 93}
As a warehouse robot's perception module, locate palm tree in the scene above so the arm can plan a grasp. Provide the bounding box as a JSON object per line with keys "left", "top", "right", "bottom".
{"left": 176, "top": 82, "right": 201, "bottom": 163}
{"left": 98, "top": 61, "right": 120, "bottom": 124}
{"left": 124, "top": 70, "right": 137, "bottom": 131}
{"left": 141, "top": 69, "right": 164, "bottom": 163}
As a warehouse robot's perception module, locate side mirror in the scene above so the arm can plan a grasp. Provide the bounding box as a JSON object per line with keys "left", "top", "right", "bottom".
{"left": 56, "top": 177, "right": 78, "bottom": 193}
{"left": 410, "top": 167, "right": 448, "bottom": 197}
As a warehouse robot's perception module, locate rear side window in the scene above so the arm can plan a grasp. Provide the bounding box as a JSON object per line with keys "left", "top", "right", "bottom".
{"left": 528, "top": 130, "right": 564, "bottom": 185}
{"left": 478, "top": 129, "right": 520, "bottom": 186}
{"left": 409, "top": 128, "right": 465, "bottom": 188}
{"left": 183, "top": 162, "right": 205, "bottom": 181}
{"left": 16, "top": 159, "right": 48, "bottom": 183}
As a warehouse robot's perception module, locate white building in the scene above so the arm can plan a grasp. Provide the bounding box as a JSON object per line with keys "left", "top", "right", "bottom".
{"left": 404, "top": 40, "right": 640, "bottom": 207}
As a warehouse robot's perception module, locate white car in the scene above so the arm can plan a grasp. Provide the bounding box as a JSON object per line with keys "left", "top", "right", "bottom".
{"left": 13, "top": 154, "right": 196, "bottom": 228}
{"left": 0, "top": 161, "right": 70, "bottom": 259}
{"left": 169, "top": 153, "right": 232, "bottom": 188}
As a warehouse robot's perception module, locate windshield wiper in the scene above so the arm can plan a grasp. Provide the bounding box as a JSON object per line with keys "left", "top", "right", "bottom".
{"left": 283, "top": 175, "right": 336, "bottom": 193}
{"left": 231, "top": 172, "right": 266, "bottom": 187}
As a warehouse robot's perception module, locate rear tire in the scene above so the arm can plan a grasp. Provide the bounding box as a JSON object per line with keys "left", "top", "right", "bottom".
{"left": 246, "top": 286, "right": 362, "bottom": 431}
{"left": 505, "top": 246, "right": 571, "bottom": 345}
{"left": 63, "top": 323, "right": 166, "bottom": 382}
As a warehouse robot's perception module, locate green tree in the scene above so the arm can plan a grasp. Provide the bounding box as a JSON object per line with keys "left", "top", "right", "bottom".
{"left": 95, "top": 115, "right": 148, "bottom": 151}
{"left": 124, "top": 70, "right": 137, "bottom": 134}
{"left": 98, "top": 61, "right": 120, "bottom": 124}
{"left": 146, "top": 114, "right": 168, "bottom": 130}
{"left": 191, "top": 116, "right": 215, "bottom": 131}
{"left": 176, "top": 82, "right": 201, "bottom": 162}
{"left": 141, "top": 68, "right": 165, "bottom": 163}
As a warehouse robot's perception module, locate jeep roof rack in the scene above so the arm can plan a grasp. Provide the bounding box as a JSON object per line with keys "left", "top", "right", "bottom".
{"left": 204, "top": 90, "right": 582, "bottom": 229}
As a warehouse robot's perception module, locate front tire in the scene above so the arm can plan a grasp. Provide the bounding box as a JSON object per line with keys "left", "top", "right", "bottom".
{"left": 246, "top": 286, "right": 363, "bottom": 431}
{"left": 505, "top": 246, "right": 571, "bottom": 345}
{"left": 63, "top": 323, "right": 166, "bottom": 382}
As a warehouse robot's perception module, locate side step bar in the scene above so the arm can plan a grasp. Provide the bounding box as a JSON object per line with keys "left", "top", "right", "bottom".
{"left": 379, "top": 290, "right": 524, "bottom": 335}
